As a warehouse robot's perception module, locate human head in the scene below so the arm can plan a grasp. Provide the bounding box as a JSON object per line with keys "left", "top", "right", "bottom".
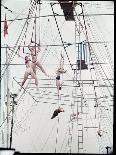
{"left": 25, "top": 56, "right": 30, "bottom": 64}
{"left": 25, "top": 55, "right": 29, "bottom": 60}
{"left": 28, "top": 46, "right": 35, "bottom": 52}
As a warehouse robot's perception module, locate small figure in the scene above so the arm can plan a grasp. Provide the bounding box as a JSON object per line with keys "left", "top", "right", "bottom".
{"left": 56, "top": 73, "right": 62, "bottom": 97}
{"left": 51, "top": 107, "right": 64, "bottom": 119}
{"left": 28, "top": 41, "right": 49, "bottom": 76}
{"left": 19, "top": 55, "right": 39, "bottom": 91}
{"left": 70, "top": 112, "right": 79, "bottom": 122}
{"left": 97, "top": 129, "right": 102, "bottom": 137}
{"left": 56, "top": 54, "right": 66, "bottom": 96}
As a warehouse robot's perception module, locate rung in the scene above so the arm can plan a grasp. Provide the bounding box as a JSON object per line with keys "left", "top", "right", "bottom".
{"left": 84, "top": 126, "right": 98, "bottom": 128}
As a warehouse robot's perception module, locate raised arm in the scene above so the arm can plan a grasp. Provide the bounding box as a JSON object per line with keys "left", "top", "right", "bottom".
{"left": 31, "top": 41, "right": 41, "bottom": 54}
{"left": 28, "top": 42, "right": 32, "bottom": 51}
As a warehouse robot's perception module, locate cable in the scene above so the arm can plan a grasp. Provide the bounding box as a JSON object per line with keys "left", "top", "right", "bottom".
{"left": 13, "top": 77, "right": 39, "bottom": 103}
{"left": 81, "top": 7, "right": 113, "bottom": 89}
{"left": 1, "top": 0, "right": 38, "bottom": 80}
{"left": 50, "top": 3, "right": 73, "bottom": 71}
{"left": 40, "top": 120, "right": 57, "bottom": 152}
{"left": 85, "top": 11, "right": 113, "bottom": 74}
{"left": 1, "top": 4, "right": 30, "bottom": 34}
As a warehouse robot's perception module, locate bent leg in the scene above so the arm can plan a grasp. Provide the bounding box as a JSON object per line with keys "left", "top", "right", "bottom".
{"left": 31, "top": 63, "right": 37, "bottom": 74}
{"left": 30, "top": 71, "right": 38, "bottom": 87}
{"left": 36, "top": 61, "right": 47, "bottom": 76}
{"left": 56, "top": 80, "right": 61, "bottom": 96}
{"left": 21, "top": 72, "right": 29, "bottom": 87}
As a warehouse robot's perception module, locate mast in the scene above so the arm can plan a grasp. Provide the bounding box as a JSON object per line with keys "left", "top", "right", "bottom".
{"left": 39, "top": 0, "right": 41, "bottom": 45}
{"left": 6, "top": 45, "right": 10, "bottom": 148}
{"left": 35, "top": 2, "right": 37, "bottom": 54}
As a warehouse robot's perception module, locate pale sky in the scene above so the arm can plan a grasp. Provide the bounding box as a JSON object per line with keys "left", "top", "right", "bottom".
{"left": 0, "top": 1, "right": 114, "bottom": 154}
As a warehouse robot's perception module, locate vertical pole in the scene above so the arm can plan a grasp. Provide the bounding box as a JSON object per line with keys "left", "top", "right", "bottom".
{"left": 6, "top": 45, "right": 10, "bottom": 148}
{"left": 10, "top": 96, "right": 14, "bottom": 149}
{"left": 39, "top": 0, "right": 41, "bottom": 45}
{"left": 80, "top": 42, "right": 82, "bottom": 63}
{"left": 35, "top": 4, "right": 37, "bottom": 55}
{"left": 83, "top": 42, "right": 85, "bottom": 62}
{"left": 85, "top": 43, "right": 87, "bottom": 63}
{"left": 75, "top": 21, "right": 77, "bottom": 82}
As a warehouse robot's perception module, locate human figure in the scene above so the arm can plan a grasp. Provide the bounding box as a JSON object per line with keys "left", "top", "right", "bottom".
{"left": 97, "top": 129, "right": 102, "bottom": 137}
{"left": 19, "top": 56, "right": 39, "bottom": 91}
{"left": 56, "top": 54, "right": 66, "bottom": 96}
{"left": 70, "top": 112, "right": 79, "bottom": 122}
{"left": 51, "top": 107, "right": 64, "bottom": 119}
{"left": 28, "top": 41, "right": 48, "bottom": 76}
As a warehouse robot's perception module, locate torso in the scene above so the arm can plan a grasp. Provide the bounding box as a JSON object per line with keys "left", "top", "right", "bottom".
{"left": 56, "top": 75, "right": 60, "bottom": 80}
{"left": 56, "top": 71, "right": 60, "bottom": 80}
{"left": 25, "top": 59, "right": 33, "bottom": 74}
{"left": 25, "top": 59, "right": 31, "bottom": 68}
{"left": 31, "top": 49, "right": 38, "bottom": 63}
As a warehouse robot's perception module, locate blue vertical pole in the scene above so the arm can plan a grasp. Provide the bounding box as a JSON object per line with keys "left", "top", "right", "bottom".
{"left": 83, "top": 42, "right": 85, "bottom": 62}
{"left": 80, "top": 42, "right": 82, "bottom": 61}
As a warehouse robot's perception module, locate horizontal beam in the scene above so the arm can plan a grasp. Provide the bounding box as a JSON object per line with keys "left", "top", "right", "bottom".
{"left": 1, "top": 14, "right": 114, "bottom": 22}
{"left": 84, "top": 126, "right": 98, "bottom": 128}
{"left": 14, "top": 77, "right": 113, "bottom": 81}
{"left": 1, "top": 41, "right": 110, "bottom": 48}
{"left": 1, "top": 63, "right": 113, "bottom": 67}
{"left": 1, "top": 63, "right": 78, "bottom": 66}
{"left": 95, "top": 85, "right": 113, "bottom": 87}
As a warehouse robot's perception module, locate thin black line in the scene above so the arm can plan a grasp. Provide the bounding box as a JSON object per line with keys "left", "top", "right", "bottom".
{"left": 1, "top": 14, "right": 114, "bottom": 22}
{"left": 1, "top": 41, "right": 111, "bottom": 48}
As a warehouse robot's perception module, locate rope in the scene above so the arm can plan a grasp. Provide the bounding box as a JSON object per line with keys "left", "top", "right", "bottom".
{"left": 50, "top": 3, "right": 73, "bottom": 71}
{"left": 88, "top": 61, "right": 113, "bottom": 122}
{"left": 1, "top": 4, "right": 30, "bottom": 34}
{"left": 75, "top": 4, "right": 113, "bottom": 94}
{"left": 13, "top": 77, "right": 39, "bottom": 103}
{"left": 75, "top": 6, "right": 113, "bottom": 89}
{"left": 1, "top": 4, "right": 13, "bottom": 13}
{"left": 1, "top": 0, "right": 37, "bottom": 80}
{"left": 85, "top": 12, "right": 113, "bottom": 77}
{"left": 40, "top": 120, "right": 57, "bottom": 152}
{"left": 40, "top": 19, "right": 67, "bottom": 64}
{"left": 0, "top": 80, "right": 28, "bottom": 129}
{"left": 54, "top": 116, "right": 60, "bottom": 153}
{"left": 59, "top": 125, "right": 69, "bottom": 152}
{"left": 1, "top": 9, "right": 30, "bottom": 73}
{"left": 82, "top": 6, "right": 113, "bottom": 89}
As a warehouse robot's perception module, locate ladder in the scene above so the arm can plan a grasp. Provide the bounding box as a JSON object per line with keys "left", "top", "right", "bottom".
{"left": 77, "top": 111, "right": 83, "bottom": 152}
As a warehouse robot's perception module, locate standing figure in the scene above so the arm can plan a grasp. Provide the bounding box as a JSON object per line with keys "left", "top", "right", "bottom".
{"left": 28, "top": 42, "right": 48, "bottom": 76}
{"left": 20, "top": 55, "right": 39, "bottom": 91}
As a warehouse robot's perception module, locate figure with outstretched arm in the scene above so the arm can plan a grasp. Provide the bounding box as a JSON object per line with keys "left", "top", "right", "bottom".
{"left": 19, "top": 55, "right": 39, "bottom": 91}
{"left": 28, "top": 41, "right": 49, "bottom": 76}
